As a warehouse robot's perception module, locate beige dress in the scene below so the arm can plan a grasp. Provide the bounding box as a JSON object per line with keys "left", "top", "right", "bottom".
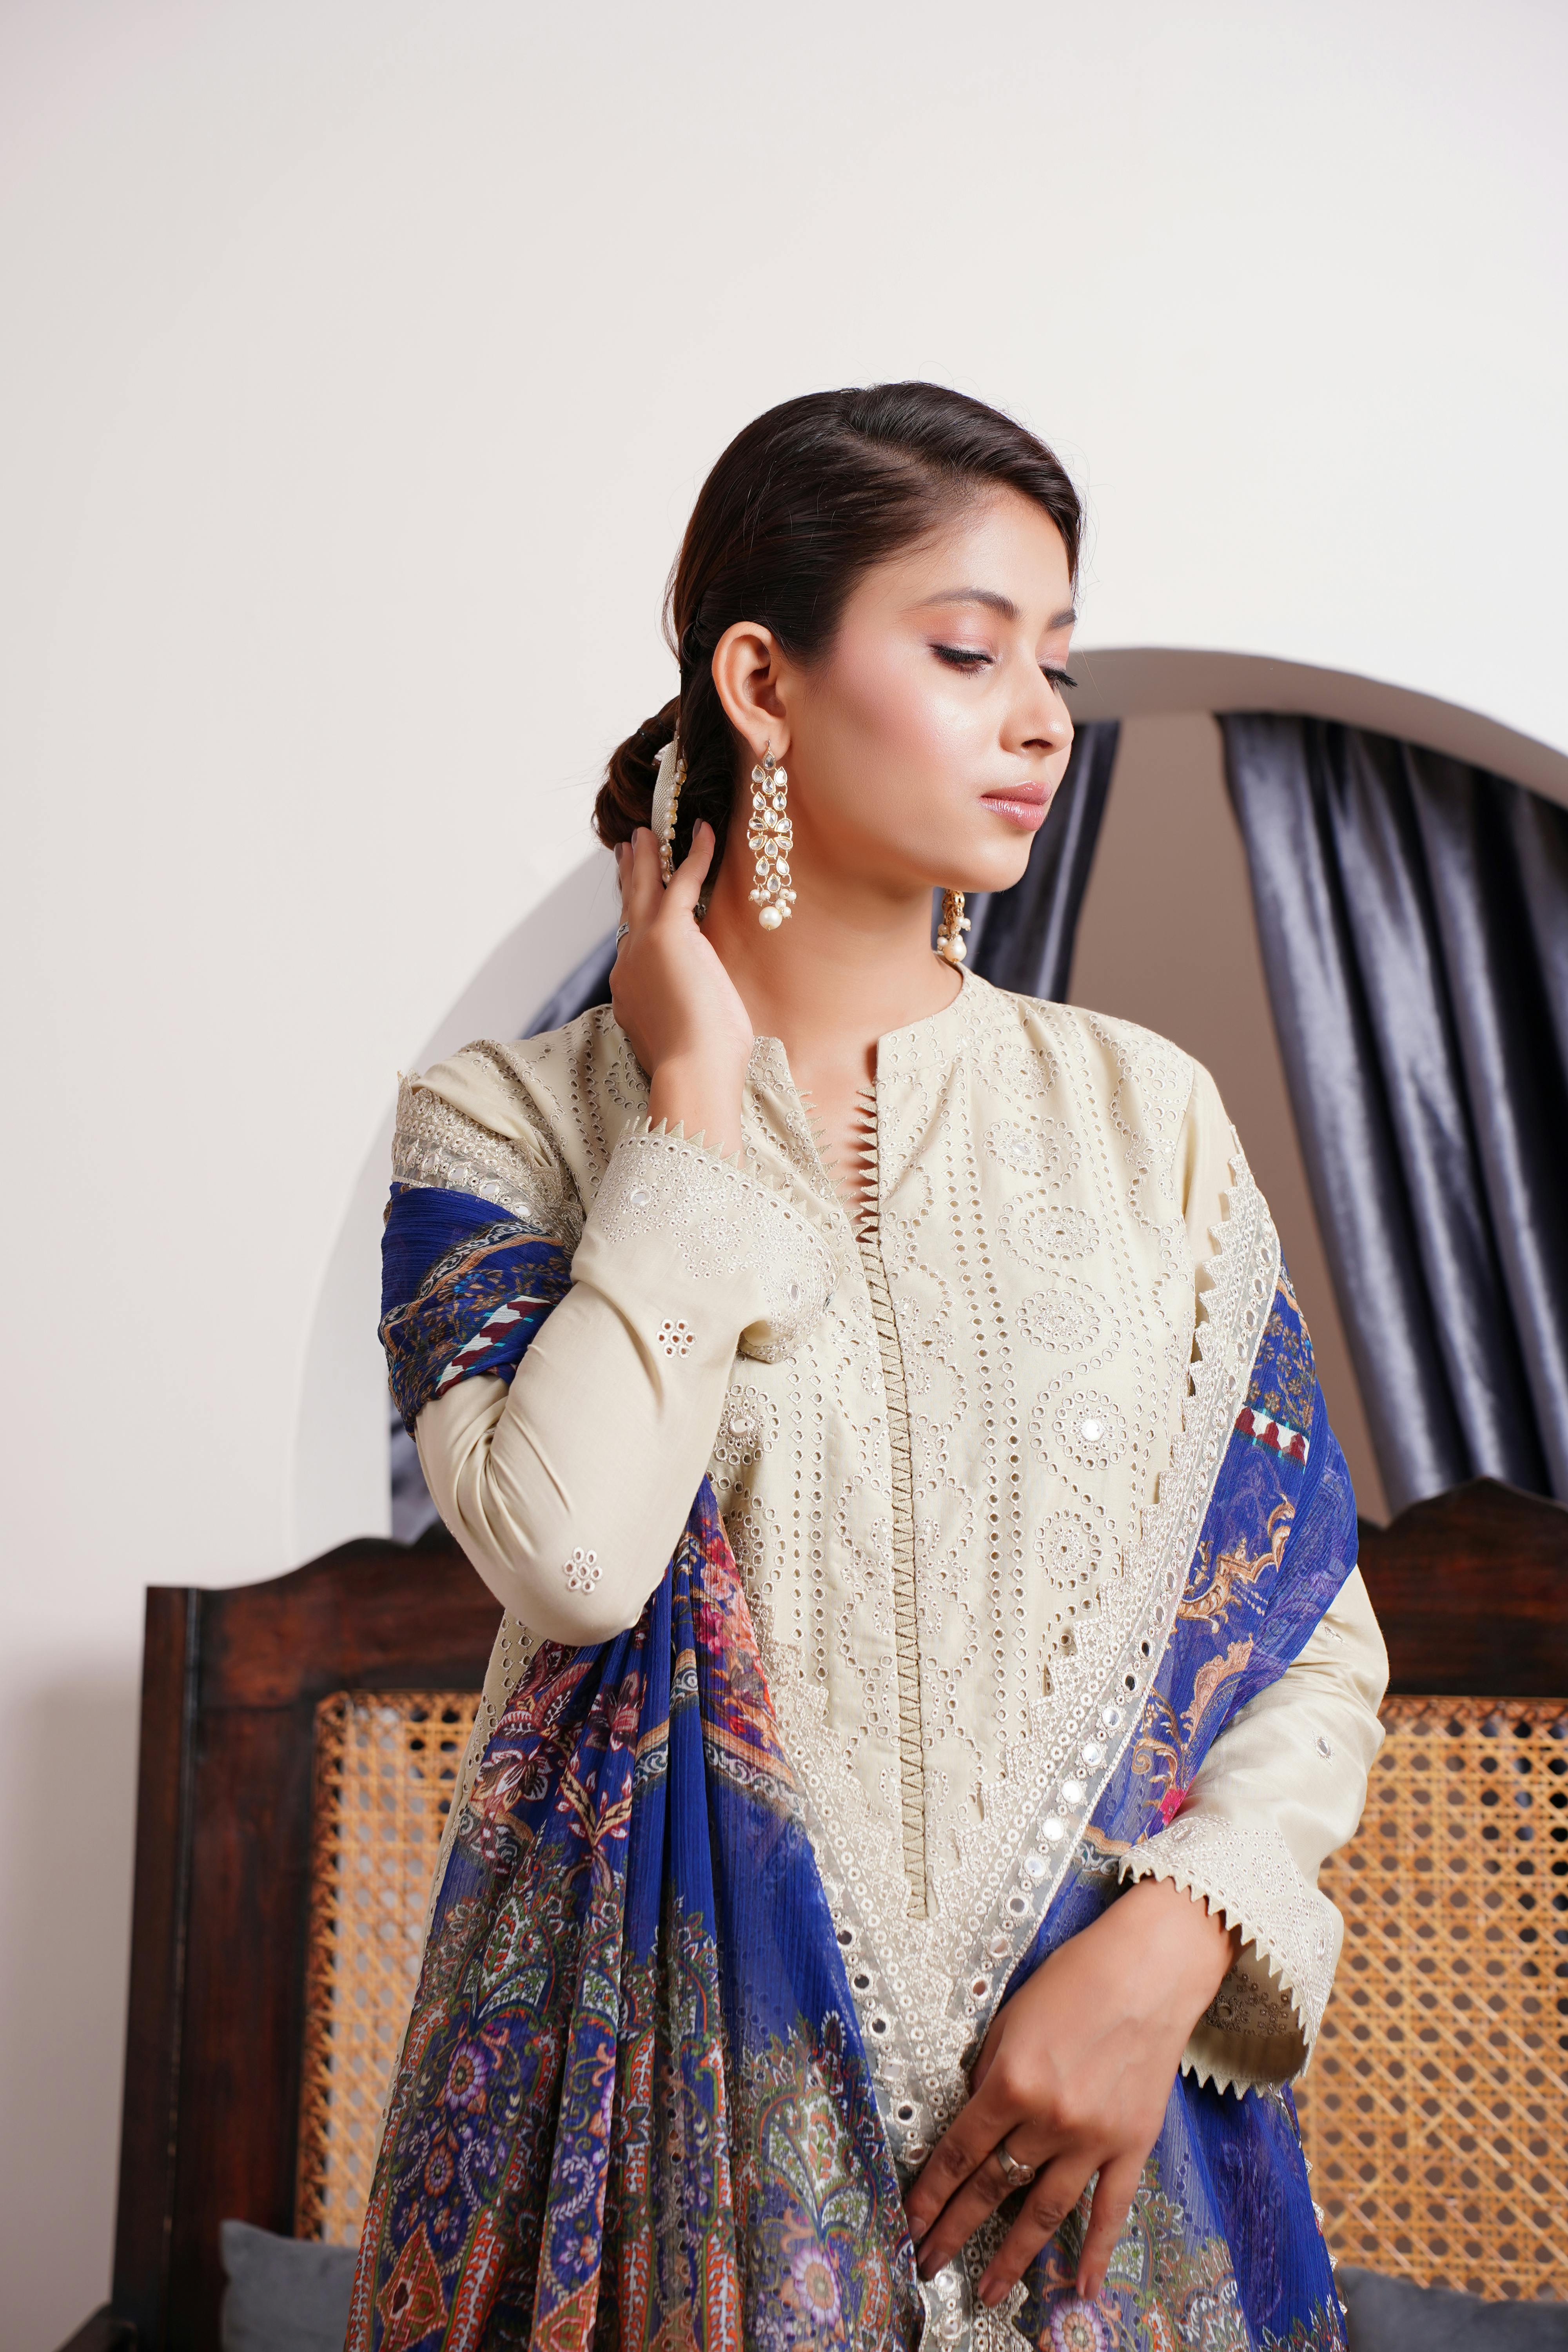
{"left": 397, "top": 969, "right": 1385, "bottom": 2174}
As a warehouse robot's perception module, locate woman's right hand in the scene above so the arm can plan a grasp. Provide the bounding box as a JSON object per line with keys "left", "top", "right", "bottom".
{"left": 610, "top": 823, "right": 754, "bottom": 1157}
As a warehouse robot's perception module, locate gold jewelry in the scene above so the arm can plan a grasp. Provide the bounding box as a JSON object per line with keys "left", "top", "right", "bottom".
{"left": 936, "top": 889, "right": 971, "bottom": 964}
{"left": 747, "top": 743, "right": 795, "bottom": 931}
{"left": 652, "top": 736, "right": 686, "bottom": 885}
{"left": 995, "top": 2139, "right": 1037, "bottom": 2190}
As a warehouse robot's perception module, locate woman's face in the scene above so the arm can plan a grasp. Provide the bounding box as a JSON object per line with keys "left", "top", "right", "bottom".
{"left": 762, "top": 488, "right": 1077, "bottom": 903}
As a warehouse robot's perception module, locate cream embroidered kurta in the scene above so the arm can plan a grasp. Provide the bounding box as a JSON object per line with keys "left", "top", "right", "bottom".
{"left": 399, "top": 971, "right": 1385, "bottom": 2128}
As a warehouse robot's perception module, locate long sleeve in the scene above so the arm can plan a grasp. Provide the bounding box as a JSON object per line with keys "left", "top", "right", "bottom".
{"left": 1115, "top": 1058, "right": 1392, "bottom": 2090}
{"left": 404, "top": 1065, "right": 834, "bottom": 1647}
{"left": 1119, "top": 1566, "right": 1387, "bottom": 2089}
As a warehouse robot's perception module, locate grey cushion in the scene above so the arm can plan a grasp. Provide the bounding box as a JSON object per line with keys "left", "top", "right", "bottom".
{"left": 1340, "top": 2265, "right": 1568, "bottom": 2352}
{"left": 219, "top": 2221, "right": 357, "bottom": 2352}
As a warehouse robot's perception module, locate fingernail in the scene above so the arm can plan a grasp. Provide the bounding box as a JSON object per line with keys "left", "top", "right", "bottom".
{"left": 907, "top": 2216, "right": 928, "bottom": 2247}
{"left": 980, "top": 2279, "right": 1006, "bottom": 2308}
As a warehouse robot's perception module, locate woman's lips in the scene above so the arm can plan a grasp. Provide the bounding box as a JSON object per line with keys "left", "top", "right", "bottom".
{"left": 978, "top": 785, "right": 1053, "bottom": 832}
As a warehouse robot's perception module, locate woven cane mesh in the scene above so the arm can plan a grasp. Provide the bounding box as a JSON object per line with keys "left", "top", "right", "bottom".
{"left": 1296, "top": 1696, "right": 1567, "bottom": 2301}
{"left": 290, "top": 1688, "right": 1567, "bottom": 2284}
{"left": 296, "top": 1690, "right": 480, "bottom": 2244}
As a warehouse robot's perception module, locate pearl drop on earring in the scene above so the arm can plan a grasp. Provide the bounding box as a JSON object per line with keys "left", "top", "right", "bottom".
{"left": 936, "top": 890, "right": 971, "bottom": 964}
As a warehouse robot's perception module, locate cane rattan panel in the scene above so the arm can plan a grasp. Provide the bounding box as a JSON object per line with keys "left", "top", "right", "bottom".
{"left": 291, "top": 1685, "right": 1568, "bottom": 2288}
{"left": 1296, "top": 1696, "right": 1567, "bottom": 2301}
{"left": 296, "top": 1690, "right": 481, "bottom": 2244}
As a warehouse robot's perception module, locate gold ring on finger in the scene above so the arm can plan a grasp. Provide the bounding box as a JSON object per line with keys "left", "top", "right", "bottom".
{"left": 995, "top": 2140, "right": 1037, "bottom": 2190}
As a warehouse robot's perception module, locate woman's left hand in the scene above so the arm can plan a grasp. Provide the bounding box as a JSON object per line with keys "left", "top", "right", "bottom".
{"left": 904, "top": 1876, "right": 1240, "bottom": 2309}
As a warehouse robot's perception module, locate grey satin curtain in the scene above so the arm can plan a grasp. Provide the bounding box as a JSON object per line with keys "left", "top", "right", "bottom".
{"left": 965, "top": 721, "right": 1119, "bottom": 997}
{"left": 1223, "top": 715, "right": 1568, "bottom": 1514}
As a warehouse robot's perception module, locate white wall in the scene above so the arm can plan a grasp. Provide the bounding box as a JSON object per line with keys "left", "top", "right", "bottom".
{"left": 3, "top": 3, "right": 1564, "bottom": 2339}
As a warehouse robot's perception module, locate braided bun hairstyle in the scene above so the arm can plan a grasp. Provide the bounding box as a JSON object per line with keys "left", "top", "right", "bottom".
{"left": 594, "top": 383, "right": 1082, "bottom": 871}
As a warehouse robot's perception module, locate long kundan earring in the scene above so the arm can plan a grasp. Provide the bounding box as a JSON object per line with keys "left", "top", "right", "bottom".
{"left": 747, "top": 743, "right": 795, "bottom": 930}
{"left": 652, "top": 736, "right": 686, "bottom": 884}
{"left": 936, "top": 889, "right": 971, "bottom": 964}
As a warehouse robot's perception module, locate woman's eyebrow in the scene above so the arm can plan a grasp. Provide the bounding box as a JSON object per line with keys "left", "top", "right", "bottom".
{"left": 913, "top": 588, "right": 1078, "bottom": 629}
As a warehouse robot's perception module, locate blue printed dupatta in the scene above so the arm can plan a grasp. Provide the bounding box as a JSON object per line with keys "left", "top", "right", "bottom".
{"left": 351, "top": 1174, "right": 1357, "bottom": 2352}
{"left": 352, "top": 1184, "right": 921, "bottom": 2352}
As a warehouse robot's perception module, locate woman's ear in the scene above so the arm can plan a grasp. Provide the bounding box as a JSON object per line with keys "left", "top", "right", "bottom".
{"left": 710, "top": 620, "right": 790, "bottom": 761}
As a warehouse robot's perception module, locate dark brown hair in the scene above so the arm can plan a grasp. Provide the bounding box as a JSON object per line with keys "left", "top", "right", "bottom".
{"left": 593, "top": 381, "right": 1082, "bottom": 866}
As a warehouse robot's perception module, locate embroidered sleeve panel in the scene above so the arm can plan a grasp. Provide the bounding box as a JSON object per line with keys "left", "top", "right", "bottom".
{"left": 395, "top": 1046, "right": 584, "bottom": 1245}
{"left": 1118, "top": 1816, "right": 1341, "bottom": 2092}
{"left": 580, "top": 1122, "right": 836, "bottom": 1363}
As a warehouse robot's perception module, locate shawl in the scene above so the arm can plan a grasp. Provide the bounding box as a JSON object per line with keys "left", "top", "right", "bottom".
{"left": 348, "top": 1175, "right": 1357, "bottom": 2352}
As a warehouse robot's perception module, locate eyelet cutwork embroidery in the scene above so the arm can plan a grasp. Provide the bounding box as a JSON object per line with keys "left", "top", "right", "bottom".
{"left": 985, "top": 1118, "right": 1080, "bottom": 1185}
{"left": 766, "top": 995, "right": 1278, "bottom": 2192}
{"left": 562, "top": 1546, "right": 600, "bottom": 1591}
{"left": 1041, "top": 1387, "right": 1130, "bottom": 1471}
{"left": 410, "top": 980, "right": 1292, "bottom": 2233}
{"left": 656, "top": 1318, "right": 695, "bottom": 1358}
{"left": 977, "top": 1024, "right": 1053, "bottom": 1095}
{"left": 711, "top": 1384, "right": 776, "bottom": 1468}
{"left": 998, "top": 1194, "right": 1098, "bottom": 1270}
{"left": 1036, "top": 1510, "right": 1105, "bottom": 1612}
{"left": 857, "top": 1215, "right": 929, "bottom": 1918}
{"left": 1018, "top": 1284, "right": 1109, "bottom": 1356}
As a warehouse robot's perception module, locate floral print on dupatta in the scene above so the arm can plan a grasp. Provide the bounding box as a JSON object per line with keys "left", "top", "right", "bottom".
{"left": 346, "top": 1448, "right": 919, "bottom": 2351}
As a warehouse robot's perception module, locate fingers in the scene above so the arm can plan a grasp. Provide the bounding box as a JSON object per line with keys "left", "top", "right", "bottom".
{"left": 1074, "top": 2152, "right": 1142, "bottom": 2304}
{"left": 661, "top": 819, "right": 714, "bottom": 916}
{"left": 617, "top": 828, "right": 665, "bottom": 930}
{"left": 617, "top": 820, "right": 715, "bottom": 936}
{"left": 904, "top": 2098, "right": 1008, "bottom": 2250}
{"left": 975, "top": 2158, "right": 1089, "bottom": 2308}
{"left": 915, "top": 2149, "right": 1038, "bottom": 2283}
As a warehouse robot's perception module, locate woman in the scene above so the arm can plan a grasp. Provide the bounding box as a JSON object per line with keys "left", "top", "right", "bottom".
{"left": 353, "top": 383, "right": 1386, "bottom": 2352}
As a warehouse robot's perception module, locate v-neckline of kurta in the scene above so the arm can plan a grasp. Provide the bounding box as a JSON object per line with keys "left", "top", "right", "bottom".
{"left": 743, "top": 964, "right": 975, "bottom": 1220}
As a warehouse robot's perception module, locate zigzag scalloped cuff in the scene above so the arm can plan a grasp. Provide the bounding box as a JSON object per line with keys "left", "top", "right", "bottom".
{"left": 1119, "top": 1815, "right": 1341, "bottom": 2094}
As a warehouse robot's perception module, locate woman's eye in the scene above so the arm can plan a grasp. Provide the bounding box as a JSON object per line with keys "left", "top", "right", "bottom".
{"left": 933, "top": 644, "right": 993, "bottom": 670}
{"left": 1043, "top": 668, "right": 1078, "bottom": 693}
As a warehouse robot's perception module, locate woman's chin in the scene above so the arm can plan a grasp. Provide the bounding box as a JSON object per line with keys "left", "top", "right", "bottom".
{"left": 947, "top": 841, "right": 1038, "bottom": 895}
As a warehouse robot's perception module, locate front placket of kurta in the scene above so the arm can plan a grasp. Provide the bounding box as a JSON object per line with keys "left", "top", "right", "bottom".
{"left": 853, "top": 1080, "right": 931, "bottom": 1921}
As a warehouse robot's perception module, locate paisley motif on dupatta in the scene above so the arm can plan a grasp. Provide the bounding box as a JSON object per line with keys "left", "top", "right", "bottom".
{"left": 349, "top": 1189, "right": 920, "bottom": 2351}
